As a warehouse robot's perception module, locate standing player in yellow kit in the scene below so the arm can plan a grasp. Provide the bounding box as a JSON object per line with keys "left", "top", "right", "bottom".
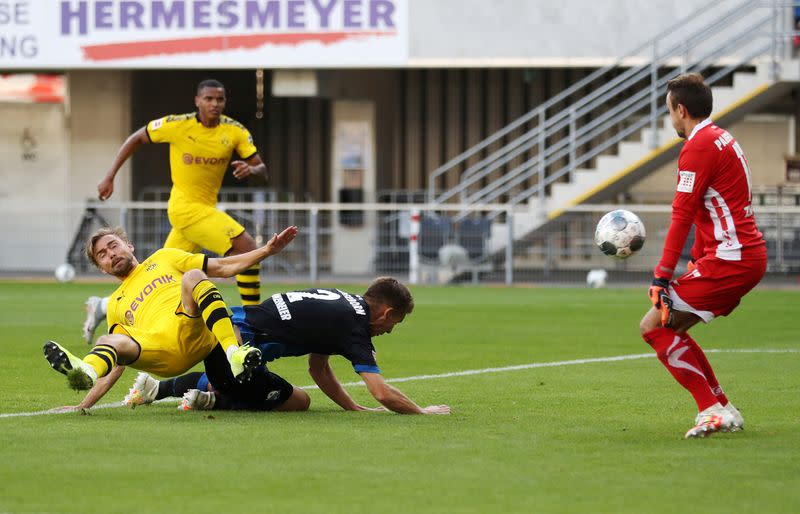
{"left": 83, "top": 79, "right": 266, "bottom": 342}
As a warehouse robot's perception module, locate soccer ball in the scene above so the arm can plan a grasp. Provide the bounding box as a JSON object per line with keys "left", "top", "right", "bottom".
{"left": 594, "top": 210, "right": 646, "bottom": 259}
{"left": 438, "top": 244, "right": 469, "bottom": 270}
{"left": 54, "top": 263, "right": 76, "bottom": 283}
{"left": 586, "top": 269, "right": 608, "bottom": 288}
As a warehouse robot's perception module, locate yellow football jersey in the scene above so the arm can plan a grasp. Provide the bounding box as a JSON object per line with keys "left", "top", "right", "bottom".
{"left": 106, "top": 248, "right": 207, "bottom": 330}
{"left": 146, "top": 113, "right": 258, "bottom": 208}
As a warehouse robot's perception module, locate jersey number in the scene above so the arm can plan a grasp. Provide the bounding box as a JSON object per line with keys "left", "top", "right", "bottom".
{"left": 732, "top": 141, "right": 754, "bottom": 217}
{"left": 286, "top": 290, "right": 341, "bottom": 303}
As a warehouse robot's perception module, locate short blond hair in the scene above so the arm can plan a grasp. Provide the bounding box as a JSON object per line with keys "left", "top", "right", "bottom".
{"left": 85, "top": 226, "right": 132, "bottom": 267}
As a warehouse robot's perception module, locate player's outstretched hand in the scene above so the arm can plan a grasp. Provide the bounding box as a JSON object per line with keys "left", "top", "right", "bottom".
{"left": 422, "top": 405, "right": 451, "bottom": 415}
{"left": 97, "top": 176, "right": 115, "bottom": 201}
{"left": 265, "top": 226, "right": 299, "bottom": 256}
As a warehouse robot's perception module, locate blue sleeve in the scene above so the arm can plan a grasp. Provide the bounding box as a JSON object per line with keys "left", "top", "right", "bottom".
{"left": 230, "top": 306, "right": 254, "bottom": 342}
{"left": 354, "top": 364, "right": 381, "bottom": 374}
{"left": 197, "top": 373, "right": 210, "bottom": 392}
{"left": 345, "top": 337, "right": 380, "bottom": 374}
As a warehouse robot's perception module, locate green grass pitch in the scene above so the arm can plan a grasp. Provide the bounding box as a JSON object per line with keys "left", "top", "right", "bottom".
{"left": 0, "top": 281, "right": 798, "bottom": 513}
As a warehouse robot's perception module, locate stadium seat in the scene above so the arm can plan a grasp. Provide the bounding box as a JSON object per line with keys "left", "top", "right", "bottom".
{"left": 457, "top": 218, "right": 491, "bottom": 260}
{"left": 419, "top": 215, "right": 452, "bottom": 260}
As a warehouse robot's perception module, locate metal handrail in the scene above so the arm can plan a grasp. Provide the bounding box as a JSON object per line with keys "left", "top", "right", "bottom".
{"left": 454, "top": 13, "right": 773, "bottom": 212}
{"left": 429, "top": 0, "right": 796, "bottom": 214}
{"left": 497, "top": 42, "right": 774, "bottom": 215}
{"left": 481, "top": 42, "right": 772, "bottom": 216}
{"left": 443, "top": 11, "right": 762, "bottom": 207}
{"left": 426, "top": 0, "right": 729, "bottom": 203}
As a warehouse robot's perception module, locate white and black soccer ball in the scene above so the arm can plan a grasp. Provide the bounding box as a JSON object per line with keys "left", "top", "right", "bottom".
{"left": 594, "top": 209, "right": 646, "bottom": 260}
{"left": 54, "top": 263, "right": 76, "bottom": 283}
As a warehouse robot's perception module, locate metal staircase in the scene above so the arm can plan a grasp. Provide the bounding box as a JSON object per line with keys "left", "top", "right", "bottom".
{"left": 426, "top": 0, "right": 800, "bottom": 253}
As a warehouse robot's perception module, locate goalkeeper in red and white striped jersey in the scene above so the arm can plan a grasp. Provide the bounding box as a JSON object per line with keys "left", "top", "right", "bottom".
{"left": 639, "top": 73, "right": 767, "bottom": 439}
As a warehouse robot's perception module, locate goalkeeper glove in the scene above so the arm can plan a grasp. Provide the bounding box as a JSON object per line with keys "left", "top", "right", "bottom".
{"left": 648, "top": 277, "right": 674, "bottom": 327}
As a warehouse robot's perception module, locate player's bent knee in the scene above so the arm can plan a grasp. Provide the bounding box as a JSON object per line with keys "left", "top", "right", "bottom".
{"left": 182, "top": 268, "right": 208, "bottom": 289}
{"left": 94, "top": 334, "right": 139, "bottom": 362}
{"left": 276, "top": 387, "right": 311, "bottom": 412}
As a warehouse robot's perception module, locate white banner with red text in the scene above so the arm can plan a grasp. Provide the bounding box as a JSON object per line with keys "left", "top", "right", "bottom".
{"left": 0, "top": 0, "right": 408, "bottom": 68}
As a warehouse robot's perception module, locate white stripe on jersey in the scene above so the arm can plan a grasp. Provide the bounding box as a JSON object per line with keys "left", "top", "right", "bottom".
{"left": 704, "top": 187, "right": 742, "bottom": 260}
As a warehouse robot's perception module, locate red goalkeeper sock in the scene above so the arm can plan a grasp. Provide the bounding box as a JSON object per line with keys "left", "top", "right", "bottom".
{"left": 643, "top": 327, "right": 718, "bottom": 412}
{"left": 681, "top": 333, "right": 729, "bottom": 406}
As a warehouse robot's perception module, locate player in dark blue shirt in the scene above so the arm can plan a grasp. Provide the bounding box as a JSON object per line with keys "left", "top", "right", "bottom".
{"left": 126, "top": 277, "right": 451, "bottom": 415}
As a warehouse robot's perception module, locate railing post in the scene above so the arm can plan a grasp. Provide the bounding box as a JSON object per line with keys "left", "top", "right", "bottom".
{"left": 650, "top": 41, "right": 659, "bottom": 149}
{"left": 309, "top": 207, "right": 318, "bottom": 283}
{"left": 505, "top": 207, "right": 514, "bottom": 285}
{"left": 681, "top": 40, "right": 689, "bottom": 75}
{"left": 253, "top": 190, "right": 265, "bottom": 246}
{"left": 538, "top": 109, "right": 546, "bottom": 216}
{"left": 118, "top": 207, "right": 127, "bottom": 230}
{"left": 769, "top": 0, "right": 778, "bottom": 80}
{"left": 408, "top": 209, "right": 420, "bottom": 284}
{"left": 776, "top": 185, "right": 784, "bottom": 270}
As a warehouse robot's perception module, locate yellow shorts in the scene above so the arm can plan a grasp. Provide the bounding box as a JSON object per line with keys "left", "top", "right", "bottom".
{"left": 166, "top": 202, "right": 245, "bottom": 256}
{"left": 111, "top": 312, "right": 218, "bottom": 378}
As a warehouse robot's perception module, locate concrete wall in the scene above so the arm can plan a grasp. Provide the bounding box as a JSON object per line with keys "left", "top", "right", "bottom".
{"left": 0, "top": 70, "right": 130, "bottom": 271}
{"left": 408, "top": 0, "right": 768, "bottom": 65}
{"left": 0, "top": 102, "right": 70, "bottom": 270}
{"left": 630, "top": 114, "right": 796, "bottom": 203}
{"left": 68, "top": 71, "right": 133, "bottom": 206}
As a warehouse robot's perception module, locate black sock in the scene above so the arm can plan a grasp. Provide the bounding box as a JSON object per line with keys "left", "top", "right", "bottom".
{"left": 156, "top": 372, "right": 205, "bottom": 399}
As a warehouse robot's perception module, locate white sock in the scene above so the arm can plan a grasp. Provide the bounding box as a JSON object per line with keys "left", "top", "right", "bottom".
{"left": 100, "top": 297, "right": 109, "bottom": 316}
{"left": 699, "top": 402, "right": 724, "bottom": 415}
{"left": 79, "top": 362, "right": 99, "bottom": 382}
{"left": 226, "top": 345, "right": 238, "bottom": 361}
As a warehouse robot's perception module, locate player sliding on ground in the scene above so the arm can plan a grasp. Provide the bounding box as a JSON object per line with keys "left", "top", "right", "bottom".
{"left": 43, "top": 225, "right": 310, "bottom": 413}
{"left": 641, "top": 73, "right": 767, "bottom": 439}
{"left": 126, "top": 277, "right": 451, "bottom": 415}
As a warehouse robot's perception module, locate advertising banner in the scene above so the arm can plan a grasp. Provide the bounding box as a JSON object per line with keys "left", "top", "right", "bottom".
{"left": 0, "top": 0, "right": 408, "bottom": 68}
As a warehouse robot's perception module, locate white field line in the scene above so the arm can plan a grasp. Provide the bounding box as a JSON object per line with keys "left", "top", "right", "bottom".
{"left": 2, "top": 348, "right": 796, "bottom": 419}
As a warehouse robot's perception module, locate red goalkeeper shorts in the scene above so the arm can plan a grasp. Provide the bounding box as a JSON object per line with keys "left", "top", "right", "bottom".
{"left": 668, "top": 252, "right": 767, "bottom": 322}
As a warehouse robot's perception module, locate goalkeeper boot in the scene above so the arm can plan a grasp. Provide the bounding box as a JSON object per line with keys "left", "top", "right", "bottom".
{"left": 43, "top": 340, "right": 97, "bottom": 391}
{"left": 82, "top": 296, "right": 106, "bottom": 344}
{"left": 178, "top": 389, "right": 216, "bottom": 411}
{"left": 685, "top": 403, "right": 736, "bottom": 439}
{"left": 124, "top": 372, "right": 159, "bottom": 409}
{"left": 227, "top": 344, "right": 262, "bottom": 382}
{"left": 724, "top": 403, "right": 745, "bottom": 431}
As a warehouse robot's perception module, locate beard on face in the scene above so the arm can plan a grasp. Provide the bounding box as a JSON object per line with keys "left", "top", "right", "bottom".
{"left": 110, "top": 257, "right": 136, "bottom": 277}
